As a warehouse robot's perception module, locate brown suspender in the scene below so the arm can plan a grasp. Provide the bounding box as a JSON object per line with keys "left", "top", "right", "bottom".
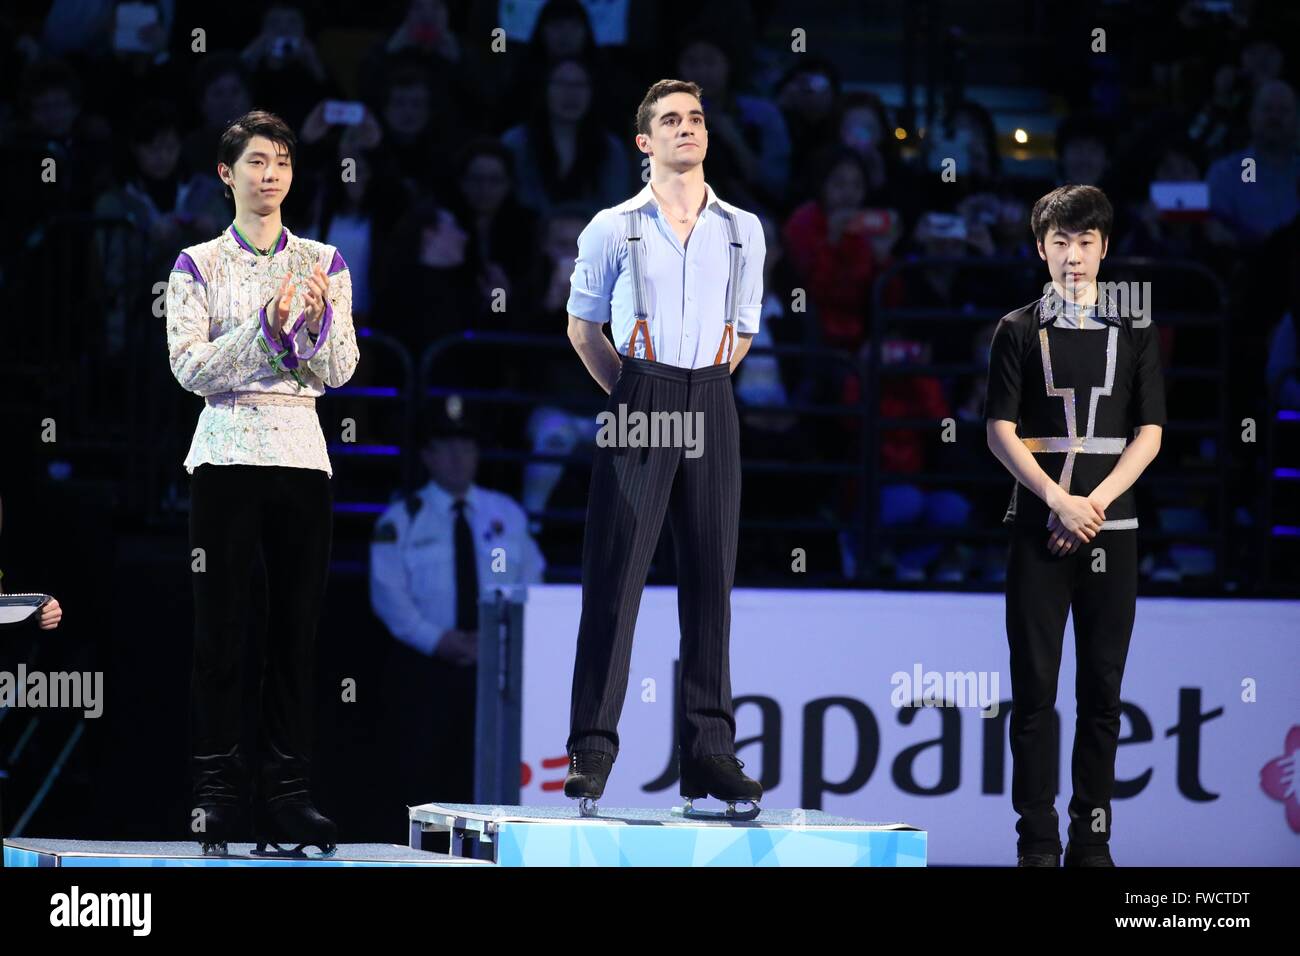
{"left": 622, "top": 204, "right": 743, "bottom": 365}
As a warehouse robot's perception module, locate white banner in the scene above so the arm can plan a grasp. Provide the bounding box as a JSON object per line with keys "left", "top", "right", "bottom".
{"left": 521, "top": 585, "right": 1300, "bottom": 866}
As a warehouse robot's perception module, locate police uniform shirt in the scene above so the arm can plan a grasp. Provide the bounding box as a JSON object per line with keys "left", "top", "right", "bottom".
{"left": 984, "top": 286, "right": 1167, "bottom": 530}
{"left": 369, "top": 481, "right": 546, "bottom": 655}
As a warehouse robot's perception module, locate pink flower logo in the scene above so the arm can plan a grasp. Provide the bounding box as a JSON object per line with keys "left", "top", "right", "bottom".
{"left": 1260, "top": 725, "right": 1300, "bottom": 833}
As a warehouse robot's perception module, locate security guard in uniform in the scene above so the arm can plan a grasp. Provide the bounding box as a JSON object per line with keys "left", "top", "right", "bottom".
{"left": 370, "top": 409, "right": 544, "bottom": 809}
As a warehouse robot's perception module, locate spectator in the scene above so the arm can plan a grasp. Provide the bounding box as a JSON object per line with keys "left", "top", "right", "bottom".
{"left": 1118, "top": 141, "right": 1238, "bottom": 267}
{"left": 735, "top": 211, "right": 822, "bottom": 422}
{"left": 734, "top": 212, "right": 828, "bottom": 543}
{"left": 372, "top": 59, "right": 456, "bottom": 199}
{"left": 1206, "top": 79, "right": 1299, "bottom": 244}
{"left": 500, "top": 56, "right": 634, "bottom": 217}
{"left": 1181, "top": 32, "right": 1286, "bottom": 160}
{"left": 447, "top": 138, "right": 543, "bottom": 325}
{"left": 486, "top": 1, "right": 608, "bottom": 130}
{"left": 934, "top": 320, "right": 1009, "bottom": 583}
{"left": 6, "top": 57, "right": 113, "bottom": 216}
{"left": 776, "top": 55, "right": 843, "bottom": 200}
{"left": 179, "top": 53, "right": 252, "bottom": 183}
{"left": 373, "top": 196, "right": 490, "bottom": 366}
{"left": 75, "top": 0, "right": 185, "bottom": 121}
{"left": 238, "top": 3, "right": 331, "bottom": 131}
{"left": 837, "top": 91, "right": 908, "bottom": 212}
{"left": 1055, "top": 113, "right": 1112, "bottom": 188}
{"left": 1265, "top": 253, "right": 1300, "bottom": 412}
{"left": 299, "top": 102, "right": 406, "bottom": 322}
{"left": 675, "top": 31, "right": 791, "bottom": 210}
{"left": 92, "top": 98, "right": 226, "bottom": 353}
{"left": 360, "top": 0, "right": 479, "bottom": 137}
{"left": 896, "top": 211, "right": 985, "bottom": 304}
{"left": 520, "top": 203, "right": 601, "bottom": 530}
{"left": 38, "top": 0, "right": 121, "bottom": 59}
{"left": 867, "top": 330, "right": 967, "bottom": 581}
{"left": 782, "top": 146, "right": 886, "bottom": 353}
{"left": 927, "top": 99, "right": 1003, "bottom": 200}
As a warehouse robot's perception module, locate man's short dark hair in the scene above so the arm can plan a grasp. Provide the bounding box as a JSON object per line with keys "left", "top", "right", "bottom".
{"left": 636, "top": 79, "right": 704, "bottom": 136}
{"left": 217, "top": 109, "right": 296, "bottom": 200}
{"left": 1030, "top": 184, "right": 1113, "bottom": 245}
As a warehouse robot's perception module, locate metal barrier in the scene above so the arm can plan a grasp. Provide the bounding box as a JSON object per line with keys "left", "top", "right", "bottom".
{"left": 323, "top": 326, "right": 418, "bottom": 497}
{"left": 0, "top": 214, "right": 156, "bottom": 510}
{"left": 866, "top": 256, "right": 1231, "bottom": 585}
{"left": 2, "top": 222, "right": 1243, "bottom": 588}
{"left": 1262, "top": 363, "right": 1300, "bottom": 589}
{"left": 417, "top": 331, "right": 868, "bottom": 580}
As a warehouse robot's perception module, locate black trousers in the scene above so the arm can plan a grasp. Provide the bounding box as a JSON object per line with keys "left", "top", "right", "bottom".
{"left": 381, "top": 640, "right": 477, "bottom": 810}
{"left": 567, "top": 356, "right": 741, "bottom": 761}
{"left": 1005, "top": 524, "right": 1138, "bottom": 854}
{"left": 189, "top": 463, "right": 332, "bottom": 809}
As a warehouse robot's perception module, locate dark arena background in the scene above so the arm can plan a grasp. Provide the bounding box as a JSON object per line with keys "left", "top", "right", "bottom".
{"left": 0, "top": 0, "right": 1294, "bottom": 936}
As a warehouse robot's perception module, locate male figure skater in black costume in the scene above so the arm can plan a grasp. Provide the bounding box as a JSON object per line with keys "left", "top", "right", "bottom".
{"left": 562, "top": 80, "right": 766, "bottom": 817}
{"left": 985, "top": 185, "right": 1165, "bottom": 866}
{"left": 166, "top": 110, "right": 359, "bottom": 855}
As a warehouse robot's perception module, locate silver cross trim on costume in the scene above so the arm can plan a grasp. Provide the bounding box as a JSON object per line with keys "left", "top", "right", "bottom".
{"left": 1034, "top": 324, "right": 1134, "bottom": 529}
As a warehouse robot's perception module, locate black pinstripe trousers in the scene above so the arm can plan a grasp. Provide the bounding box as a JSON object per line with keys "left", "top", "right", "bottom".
{"left": 567, "top": 355, "right": 741, "bottom": 761}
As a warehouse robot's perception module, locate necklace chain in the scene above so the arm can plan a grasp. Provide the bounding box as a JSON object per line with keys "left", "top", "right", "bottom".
{"left": 652, "top": 186, "right": 701, "bottom": 224}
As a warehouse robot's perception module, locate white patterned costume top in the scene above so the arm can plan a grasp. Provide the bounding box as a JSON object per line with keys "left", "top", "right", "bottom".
{"left": 165, "top": 224, "right": 360, "bottom": 477}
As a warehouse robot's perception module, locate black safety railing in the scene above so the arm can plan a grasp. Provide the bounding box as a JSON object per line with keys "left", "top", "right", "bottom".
{"left": 0, "top": 213, "right": 159, "bottom": 510}
{"left": 1262, "top": 363, "right": 1300, "bottom": 591}
{"left": 866, "top": 256, "right": 1232, "bottom": 586}
{"left": 417, "top": 331, "right": 869, "bottom": 583}
{"left": 0, "top": 213, "right": 422, "bottom": 529}
{"left": 0, "top": 217, "right": 1254, "bottom": 589}
{"left": 319, "top": 326, "right": 417, "bottom": 510}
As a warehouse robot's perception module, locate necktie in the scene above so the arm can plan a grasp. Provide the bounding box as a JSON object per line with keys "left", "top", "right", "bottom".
{"left": 452, "top": 499, "right": 479, "bottom": 632}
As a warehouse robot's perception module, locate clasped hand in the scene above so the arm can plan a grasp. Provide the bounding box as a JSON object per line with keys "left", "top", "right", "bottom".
{"left": 1047, "top": 493, "right": 1106, "bottom": 556}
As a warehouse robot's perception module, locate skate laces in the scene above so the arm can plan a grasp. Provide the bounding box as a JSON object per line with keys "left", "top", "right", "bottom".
{"left": 570, "top": 751, "right": 608, "bottom": 775}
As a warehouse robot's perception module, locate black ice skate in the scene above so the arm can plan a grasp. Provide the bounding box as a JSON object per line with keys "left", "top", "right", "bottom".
{"left": 251, "top": 799, "right": 338, "bottom": 857}
{"left": 675, "top": 752, "right": 762, "bottom": 821}
{"left": 191, "top": 801, "right": 245, "bottom": 856}
{"left": 563, "top": 750, "right": 614, "bottom": 817}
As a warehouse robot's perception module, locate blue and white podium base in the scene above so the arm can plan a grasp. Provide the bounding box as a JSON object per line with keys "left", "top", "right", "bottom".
{"left": 409, "top": 803, "right": 927, "bottom": 867}
{"left": 2, "top": 838, "right": 486, "bottom": 868}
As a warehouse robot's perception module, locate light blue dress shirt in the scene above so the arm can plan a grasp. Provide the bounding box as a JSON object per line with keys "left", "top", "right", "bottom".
{"left": 566, "top": 181, "right": 766, "bottom": 369}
